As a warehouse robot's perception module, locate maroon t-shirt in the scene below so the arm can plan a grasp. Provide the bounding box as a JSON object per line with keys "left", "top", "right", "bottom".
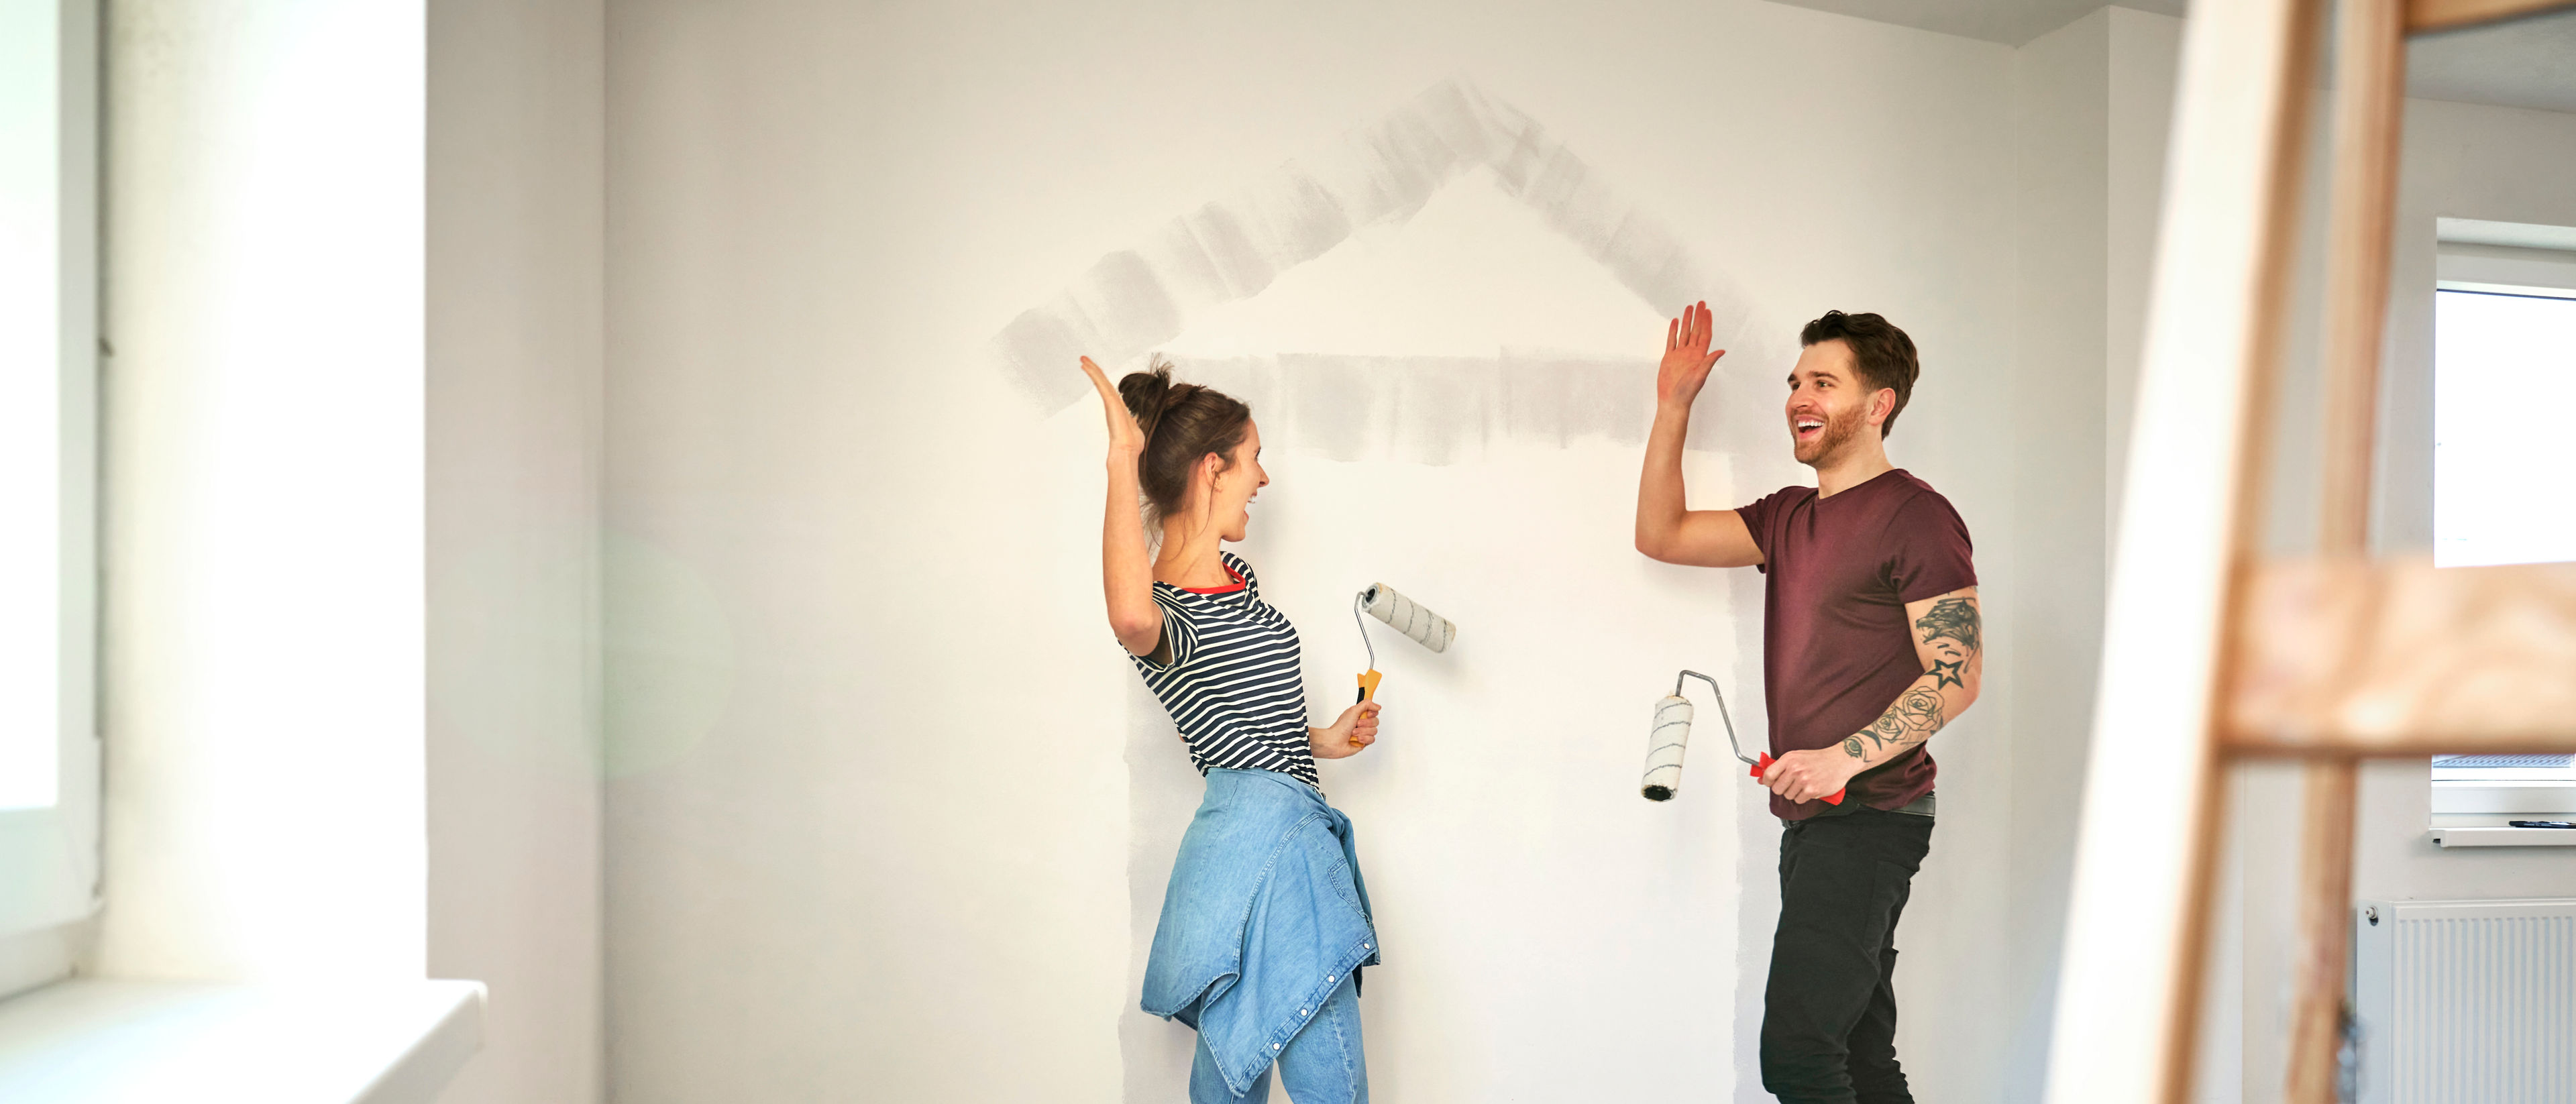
{"left": 1737, "top": 469, "right": 1976, "bottom": 821}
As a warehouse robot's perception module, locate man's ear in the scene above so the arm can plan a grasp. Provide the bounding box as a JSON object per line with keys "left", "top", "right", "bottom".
{"left": 1868, "top": 388, "right": 1897, "bottom": 427}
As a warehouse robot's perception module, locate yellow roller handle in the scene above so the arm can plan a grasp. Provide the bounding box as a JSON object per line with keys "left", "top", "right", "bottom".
{"left": 1356, "top": 669, "right": 1383, "bottom": 703}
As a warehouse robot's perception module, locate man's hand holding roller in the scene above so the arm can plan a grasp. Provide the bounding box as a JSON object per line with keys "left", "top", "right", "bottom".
{"left": 1760, "top": 746, "right": 1868, "bottom": 804}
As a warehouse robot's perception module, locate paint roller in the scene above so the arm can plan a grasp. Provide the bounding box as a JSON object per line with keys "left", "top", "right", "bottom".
{"left": 1643, "top": 670, "right": 1843, "bottom": 805}
{"left": 1351, "top": 584, "right": 1456, "bottom": 702}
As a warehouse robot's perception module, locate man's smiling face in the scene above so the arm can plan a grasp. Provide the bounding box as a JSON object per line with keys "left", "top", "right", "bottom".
{"left": 1784, "top": 338, "right": 1884, "bottom": 467}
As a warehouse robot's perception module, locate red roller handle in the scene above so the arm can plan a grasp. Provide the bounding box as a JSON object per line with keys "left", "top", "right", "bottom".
{"left": 1752, "top": 754, "right": 1846, "bottom": 806}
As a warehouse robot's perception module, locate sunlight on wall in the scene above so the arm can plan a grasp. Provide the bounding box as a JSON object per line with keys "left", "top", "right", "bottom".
{"left": 101, "top": 0, "right": 426, "bottom": 983}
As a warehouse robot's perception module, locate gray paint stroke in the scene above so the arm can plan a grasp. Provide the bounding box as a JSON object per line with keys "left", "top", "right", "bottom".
{"left": 1172, "top": 351, "right": 1774, "bottom": 466}
{"left": 994, "top": 77, "right": 1759, "bottom": 415}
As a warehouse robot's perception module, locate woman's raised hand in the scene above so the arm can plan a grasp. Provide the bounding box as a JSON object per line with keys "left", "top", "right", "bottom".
{"left": 1080, "top": 356, "right": 1147, "bottom": 459}
{"left": 1311, "top": 701, "right": 1381, "bottom": 760}
{"left": 1088, "top": 353, "right": 1165, "bottom": 655}
{"left": 1656, "top": 300, "right": 1727, "bottom": 409}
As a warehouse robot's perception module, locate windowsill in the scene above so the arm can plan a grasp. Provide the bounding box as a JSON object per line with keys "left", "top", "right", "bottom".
{"left": 2428, "top": 826, "right": 2576, "bottom": 848}
{"left": 0, "top": 978, "right": 483, "bottom": 1103}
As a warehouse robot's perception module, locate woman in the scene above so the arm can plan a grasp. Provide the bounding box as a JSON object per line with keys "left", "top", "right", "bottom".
{"left": 1080, "top": 355, "right": 1383, "bottom": 1104}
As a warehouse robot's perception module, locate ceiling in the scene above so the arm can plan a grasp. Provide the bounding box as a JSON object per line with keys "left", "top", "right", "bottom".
{"left": 1762, "top": 0, "right": 2186, "bottom": 46}
{"left": 2408, "top": 7, "right": 2576, "bottom": 115}
{"left": 1764, "top": 1, "right": 2576, "bottom": 116}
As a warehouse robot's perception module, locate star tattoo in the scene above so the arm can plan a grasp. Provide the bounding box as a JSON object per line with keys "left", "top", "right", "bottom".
{"left": 1929, "top": 658, "right": 1965, "bottom": 689}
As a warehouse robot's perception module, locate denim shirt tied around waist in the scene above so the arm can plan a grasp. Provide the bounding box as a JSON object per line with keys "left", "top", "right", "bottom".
{"left": 1143, "top": 768, "right": 1381, "bottom": 1097}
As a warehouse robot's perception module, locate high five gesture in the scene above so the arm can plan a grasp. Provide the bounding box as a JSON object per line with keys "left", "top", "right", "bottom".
{"left": 1658, "top": 300, "right": 1727, "bottom": 408}
{"left": 1081, "top": 355, "right": 1147, "bottom": 461}
{"left": 1636, "top": 301, "right": 1762, "bottom": 568}
{"left": 1083, "top": 356, "right": 1165, "bottom": 658}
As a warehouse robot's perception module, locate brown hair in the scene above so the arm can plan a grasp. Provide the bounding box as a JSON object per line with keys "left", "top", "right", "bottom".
{"left": 1119, "top": 357, "right": 1252, "bottom": 522}
{"left": 1800, "top": 311, "right": 1921, "bottom": 439}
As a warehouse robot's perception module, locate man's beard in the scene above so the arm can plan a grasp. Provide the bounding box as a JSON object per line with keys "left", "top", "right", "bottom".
{"left": 1794, "top": 404, "right": 1862, "bottom": 465}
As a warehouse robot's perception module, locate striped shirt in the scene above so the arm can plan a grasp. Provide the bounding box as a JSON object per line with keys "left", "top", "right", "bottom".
{"left": 1131, "top": 552, "right": 1320, "bottom": 789}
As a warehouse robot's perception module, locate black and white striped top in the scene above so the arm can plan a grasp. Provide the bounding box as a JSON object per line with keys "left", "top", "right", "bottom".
{"left": 1131, "top": 552, "right": 1320, "bottom": 789}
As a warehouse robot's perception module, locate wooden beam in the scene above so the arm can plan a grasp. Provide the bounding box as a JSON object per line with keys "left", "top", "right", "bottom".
{"left": 2286, "top": 1, "right": 2406, "bottom": 1098}
{"left": 2318, "top": 0, "right": 2407, "bottom": 557}
{"left": 2228, "top": 559, "right": 2576, "bottom": 753}
{"left": 2408, "top": 0, "right": 2576, "bottom": 34}
{"left": 2229, "top": 732, "right": 2576, "bottom": 755}
{"left": 2286, "top": 763, "right": 2359, "bottom": 1104}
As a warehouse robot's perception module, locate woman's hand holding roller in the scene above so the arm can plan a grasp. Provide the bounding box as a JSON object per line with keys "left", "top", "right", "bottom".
{"left": 1760, "top": 746, "right": 1864, "bottom": 804}
{"left": 1311, "top": 701, "right": 1381, "bottom": 759}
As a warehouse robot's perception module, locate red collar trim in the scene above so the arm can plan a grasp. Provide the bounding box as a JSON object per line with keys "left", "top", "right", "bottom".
{"left": 1178, "top": 563, "right": 1248, "bottom": 594}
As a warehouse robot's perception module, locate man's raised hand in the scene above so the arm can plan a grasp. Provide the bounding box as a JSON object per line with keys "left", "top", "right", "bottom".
{"left": 1657, "top": 300, "right": 1727, "bottom": 408}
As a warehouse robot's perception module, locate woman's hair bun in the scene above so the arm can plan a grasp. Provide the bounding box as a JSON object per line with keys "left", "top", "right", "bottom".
{"left": 1118, "top": 357, "right": 1190, "bottom": 444}
{"left": 1111, "top": 356, "right": 1252, "bottom": 525}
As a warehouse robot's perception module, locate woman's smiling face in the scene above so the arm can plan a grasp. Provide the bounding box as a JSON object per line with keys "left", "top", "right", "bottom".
{"left": 1208, "top": 420, "right": 1267, "bottom": 543}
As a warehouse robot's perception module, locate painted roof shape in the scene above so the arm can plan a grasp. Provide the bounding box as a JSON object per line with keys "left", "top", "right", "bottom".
{"left": 989, "top": 77, "right": 1760, "bottom": 412}
{"left": 1159, "top": 170, "right": 1672, "bottom": 362}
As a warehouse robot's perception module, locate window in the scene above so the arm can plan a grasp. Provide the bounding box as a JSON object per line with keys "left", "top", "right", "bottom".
{"left": 0, "top": 0, "right": 101, "bottom": 964}
{"left": 2428, "top": 221, "right": 2576, "bottom": 843}
{"left": 2432, "top": 755, "right": 2576, "bottom": 818}
{"left": 2432, "top": 222, "right": 2576, "bottom": 569}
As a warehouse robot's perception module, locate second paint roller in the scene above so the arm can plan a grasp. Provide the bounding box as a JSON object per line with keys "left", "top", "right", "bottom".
{"left": 1643, "top": 669, "right": 1843, "bottom": 805}
{"left": 1352, "top": 584, "right": 1455, "bottom": 702}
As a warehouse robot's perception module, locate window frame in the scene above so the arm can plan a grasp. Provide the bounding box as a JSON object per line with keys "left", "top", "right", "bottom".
{"left": 2426, "top": 223, "right": 2576, "bottom": 830}
{"left": 0, "top": 0, "right": 102, "bottom": 972}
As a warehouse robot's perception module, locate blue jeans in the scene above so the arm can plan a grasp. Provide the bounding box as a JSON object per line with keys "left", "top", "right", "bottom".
{"left": 1189, "top": 974, "right": 1366, "bottom": 1103}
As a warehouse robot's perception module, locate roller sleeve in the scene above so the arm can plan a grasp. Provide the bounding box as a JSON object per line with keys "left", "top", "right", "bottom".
{"left": 1642, "top": 695, "right": 1692, "bottom": 801}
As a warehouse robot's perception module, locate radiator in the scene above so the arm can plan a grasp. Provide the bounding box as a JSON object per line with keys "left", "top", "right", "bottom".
{"left": 2353, "top": 898, "right": 2576, "bottom": 1104}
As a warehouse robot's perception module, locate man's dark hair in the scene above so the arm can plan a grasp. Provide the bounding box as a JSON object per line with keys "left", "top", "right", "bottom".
{"left": 1800, "top": 311, "right": 1920, "bottom": 439}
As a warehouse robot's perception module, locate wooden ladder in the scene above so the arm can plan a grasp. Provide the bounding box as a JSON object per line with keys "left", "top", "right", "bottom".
{"left": 2047, "top": 2, "right": 2576, "bottom": 1103}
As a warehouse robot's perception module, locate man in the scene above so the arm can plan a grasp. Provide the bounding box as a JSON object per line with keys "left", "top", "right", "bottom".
{"left": 1633, "top": 303, "right": 1981, "bottom": 1104}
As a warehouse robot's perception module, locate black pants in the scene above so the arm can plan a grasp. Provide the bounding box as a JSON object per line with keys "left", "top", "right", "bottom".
{"left": 1760, "top": 806, "right": 1934, "bottom": 1104}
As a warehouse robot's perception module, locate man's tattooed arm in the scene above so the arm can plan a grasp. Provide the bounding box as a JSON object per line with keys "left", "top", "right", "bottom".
{"left": 1846, "top": 685, "right": 1949, "bottom": 758}
{"left": 1915, "top": 596, "right": 1982, "bottom": 659}
{"left": 1841, "top": 586, "right": 1984, "bottom": 764}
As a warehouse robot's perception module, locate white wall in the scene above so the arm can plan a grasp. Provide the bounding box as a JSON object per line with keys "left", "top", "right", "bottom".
{"left": 97, "top": 0, "right": 426, "bottom": 984}
{"left": 594, "top": 0, "right": 2181, "bottom": 1101}
{"left": 2010, "top": 13, "right": 2110, "bottom": 1103}
{"left": 2006, "top": 9, "right": 2186, "bottom": 1101}
{"left": 2106, "top": 7, "right": 2187, "bottom": 529}
{"left": 427, "top": 0, "right": 608, "bottom": 1101}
